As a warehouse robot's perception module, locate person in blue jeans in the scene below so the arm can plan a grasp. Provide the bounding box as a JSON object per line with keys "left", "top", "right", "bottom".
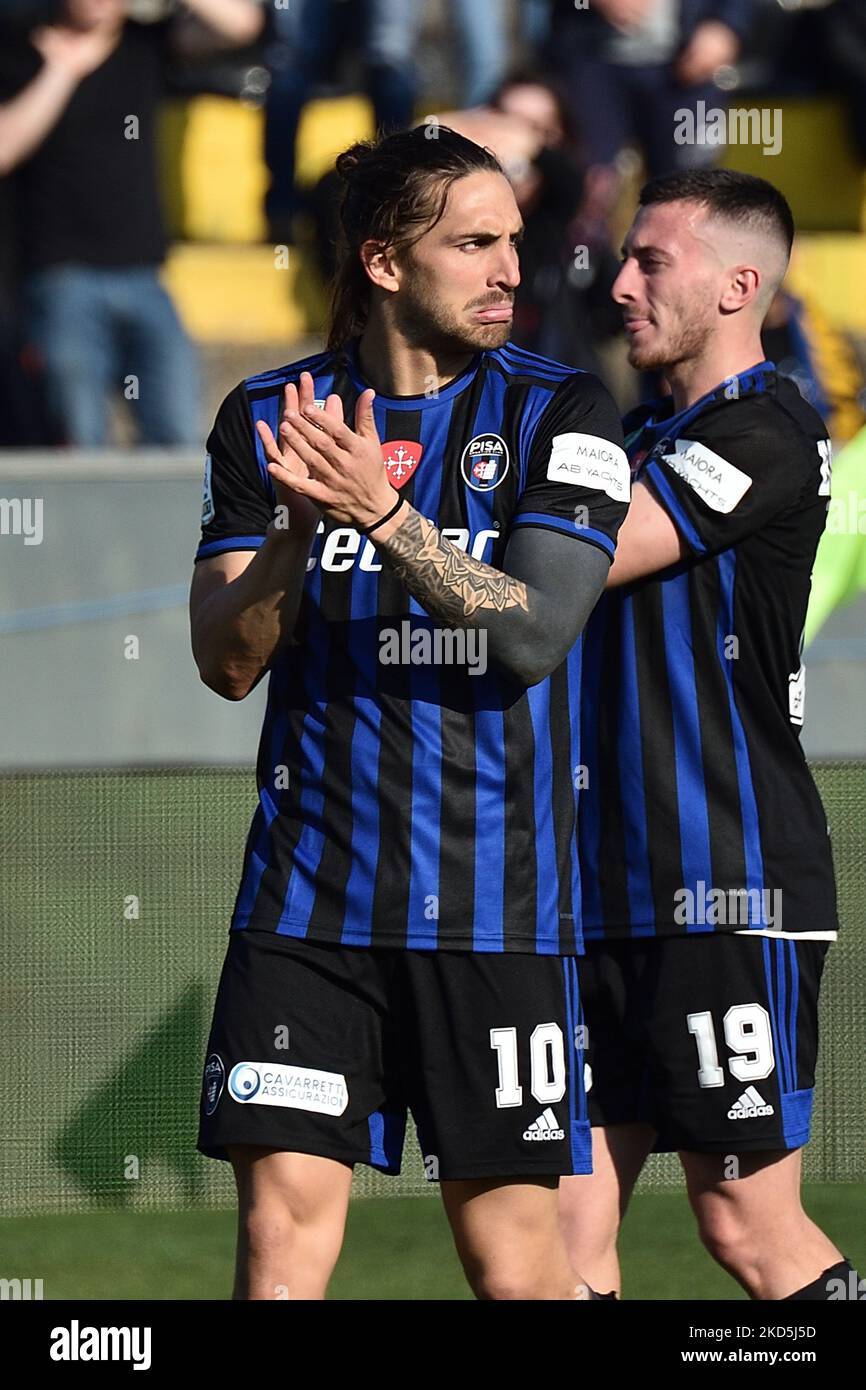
{"left": 448, "top": 0, "right": 510, "bottom": 107}
{"left": 545, "top": 0, "right": 756, "bottom": 179}
{"left": 0, "top": 0, "right": 263, "bottom": 447}
{"left": 264, "top": 0, "right": 419, "bottom": 244}
{"left": 21, "top": 264, "right": 202, "bottom": 448}
{"left": 264, "top": 0, "right": 524, "bottom": 243}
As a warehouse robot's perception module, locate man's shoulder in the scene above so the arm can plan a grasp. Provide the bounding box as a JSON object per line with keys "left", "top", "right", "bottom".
{"left": 489, "top": 341, "right": 578, "bottom": 377}
{"left": 487, "top": 342, "right": 586, "bottom": 388}
{"left": 487, "top": 345, "right": 618, "bottom": 427}
{"left": 677, "top": 377, "right": 826, "bottom": 475}
{"left": 242, "top": 347, "right": 338, "bottom": 399}
{"left": 769, "top": 371, "right": 831, "bottom": 446}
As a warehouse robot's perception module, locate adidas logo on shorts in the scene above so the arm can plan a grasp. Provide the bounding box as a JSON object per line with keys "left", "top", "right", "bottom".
{"left": 727, "top": 1086, "right": 775, "bottom": 1120}
{"left": 523, "top": 1107, "right": 565, "bottom": 1141}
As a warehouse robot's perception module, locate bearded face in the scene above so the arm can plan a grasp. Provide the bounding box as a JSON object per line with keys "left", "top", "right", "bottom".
{"left": 383, "top": 170, "right": 522, "bottom": 358}
{"left": 614, "top": 202, "right": 729, "bottom": 375}
{"left": 393, "top": 248, "right": 515, "bottom": 356}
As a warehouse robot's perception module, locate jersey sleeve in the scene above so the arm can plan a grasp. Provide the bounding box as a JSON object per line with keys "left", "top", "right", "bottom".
{"left": 195, "top": 382, "right": 275, "bottom": 562}
{"left": 641, "top": 408, "right": 827, "bottom": 558}
{"left": 510, "top": 372, "right": 630, "bottom": 563}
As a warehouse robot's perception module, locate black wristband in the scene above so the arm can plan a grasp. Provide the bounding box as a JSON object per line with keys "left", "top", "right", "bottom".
{"left": 360, "top": 494, "right": 406, "bottom": 536}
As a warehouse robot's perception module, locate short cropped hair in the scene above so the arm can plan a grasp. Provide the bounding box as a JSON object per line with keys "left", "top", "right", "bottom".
{"left": 638, "top": 168, "right": 794, "bottom": 259}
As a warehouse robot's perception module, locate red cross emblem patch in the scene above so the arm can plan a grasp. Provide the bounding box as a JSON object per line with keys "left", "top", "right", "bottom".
{"left": 381, "top": 439, "right": 423, "bottom": 488}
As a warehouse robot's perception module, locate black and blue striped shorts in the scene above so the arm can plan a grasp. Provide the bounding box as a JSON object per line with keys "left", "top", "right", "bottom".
{"left": 580, "top": 932, "right": 829, "bottom": 1153}
{"left": 198, "top": 928, "right": 592, "bottom": 1181}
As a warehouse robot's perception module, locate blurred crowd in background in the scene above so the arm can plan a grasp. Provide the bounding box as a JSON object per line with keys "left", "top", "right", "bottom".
{"left": 1, "top": 0, "right": 866, "bottom": 448}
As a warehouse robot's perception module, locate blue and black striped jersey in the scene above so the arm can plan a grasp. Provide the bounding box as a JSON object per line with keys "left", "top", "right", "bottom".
{"left": 579, "top": 362, "right": 839, "bottom": 940}
{"left": 197, "top": 339, "right": 629, "bottom": 953}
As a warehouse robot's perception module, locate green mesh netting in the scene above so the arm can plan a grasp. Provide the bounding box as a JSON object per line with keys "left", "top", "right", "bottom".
{"left": 3, "top": 764, "right": 864, "bottom": 1215}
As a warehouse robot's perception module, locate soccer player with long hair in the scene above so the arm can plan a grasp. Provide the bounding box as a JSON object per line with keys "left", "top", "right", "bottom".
{"left": 190, "top": 125, "right": 629, "bottom": 1300}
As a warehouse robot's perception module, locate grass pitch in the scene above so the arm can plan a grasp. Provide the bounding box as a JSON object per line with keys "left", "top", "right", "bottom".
{"left": 1, "top": 1184, "right": 862, "bottom": 1300}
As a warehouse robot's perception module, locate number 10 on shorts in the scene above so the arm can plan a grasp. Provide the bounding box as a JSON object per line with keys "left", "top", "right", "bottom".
{"left": 490, "top": 1024, "right": 567, "bottom": 1107}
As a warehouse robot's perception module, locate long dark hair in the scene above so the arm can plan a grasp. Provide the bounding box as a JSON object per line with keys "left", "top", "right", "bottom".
{"left": 327, "top": 124, "right": 503, "bottom": 353}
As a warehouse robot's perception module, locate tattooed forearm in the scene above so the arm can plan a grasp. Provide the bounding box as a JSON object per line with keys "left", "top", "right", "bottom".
{"left": 378, "top": 505, "right": 529, "bottom": 624}
{"left": 372, "top": 499, "right": 611, "bottom": 687}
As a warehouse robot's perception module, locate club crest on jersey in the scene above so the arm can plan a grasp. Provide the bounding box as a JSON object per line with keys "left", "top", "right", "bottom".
{"left": 381, "top": 439, "right": 423, "bottom": 488}
{"left": 203, "top": 1053, "right": 225, "bottom": 1116}
{"left": 461, "top": 433, "right": 510, "bottom": 492}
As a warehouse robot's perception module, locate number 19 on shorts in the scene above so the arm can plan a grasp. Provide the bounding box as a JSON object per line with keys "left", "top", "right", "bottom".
{"left": 687, "top": 1004, "right": 775, "bottom": 1088}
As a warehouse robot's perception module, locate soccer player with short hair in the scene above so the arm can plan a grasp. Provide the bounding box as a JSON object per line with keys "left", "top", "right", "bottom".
{"left": 559, "top": 169, "right": 861, "bottom": 1300}
{"left": 191, "top": 126, "right": 629, "bottom": 1300}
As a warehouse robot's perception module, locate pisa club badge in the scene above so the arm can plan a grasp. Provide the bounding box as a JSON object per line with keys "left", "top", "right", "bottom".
{"left": 381, "top": 440, "right": 423, "bottom": 488}
{"left": 203, "top": 1054, "right": 225, "bottom": 1116}
{"left": 461, "top": 434, "right": 510, "bottom": 492}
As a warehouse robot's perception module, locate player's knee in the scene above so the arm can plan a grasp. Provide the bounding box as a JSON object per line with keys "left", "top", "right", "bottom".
{"left": 470, "top": 1269, "right": 537, "bottom": 1301}
{"left": 559, "top": 1189, "right": 620, "bottom": 1259}
{"left": 241, "top": 1203, "right": 298, "bottom": 1261}
{"left": 695, "top": 1202, "right": 754, "bottom": 1273}
{"left": 239, "top": 1199, "right": 342, "bottom": 1294}
{"left": 462, "top": 1253, "right": 548, "bottom": 1302}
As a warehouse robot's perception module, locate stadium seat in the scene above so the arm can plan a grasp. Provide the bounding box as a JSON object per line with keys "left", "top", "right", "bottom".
{"left": 158, "top": 92, "right": 375, "bottom": 342}
{"left": 722, "top": 96, "right": 865, "bottom": 233}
